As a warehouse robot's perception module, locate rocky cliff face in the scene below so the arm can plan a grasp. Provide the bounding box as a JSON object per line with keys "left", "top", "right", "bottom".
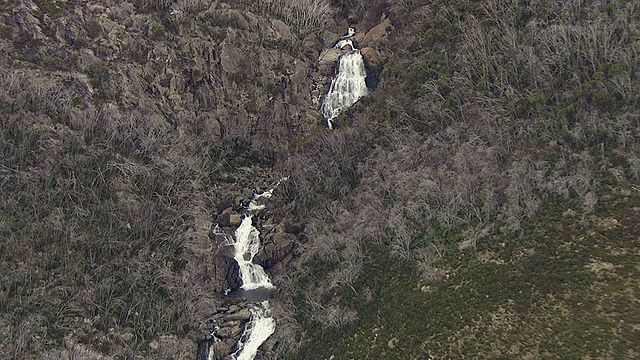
{"left": 3, "top": 0, "right": 324, "bottom": 149}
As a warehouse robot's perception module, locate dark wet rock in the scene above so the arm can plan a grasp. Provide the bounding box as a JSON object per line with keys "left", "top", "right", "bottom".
{"left": 225, "top": 308, "right": 252, "bottom": 321}
{"left": 255, "top": 230, "right": 296, "bottom": 269}
{"left": 196, "top": 338, "right": 212, "bottom": 360}
{"left": 210, "top": 339, "right": 237, "bottom": 360}
{"left": 208, "top": 223, "right": 241, "bottom": 292}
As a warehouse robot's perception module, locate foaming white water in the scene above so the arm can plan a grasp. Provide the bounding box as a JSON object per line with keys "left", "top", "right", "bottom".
{"left": 335, "top": 38, "right": 354, "bottom": 50}
{"left": 233, "top": 301, "right": 275, "bottom": 360}
{"left": 210, "top": 179, "right": 288, "bottom": 360}
{"left": 247, "top": 177, "right": 289, "bottom": 211}
{"left": 321, "top": 36, "right": 367, "bottom": 128}
{"left": 233, "top": 216, "right": 274, "bottom": 291}
{"left": 230, "top": 216, "right": 274, "bottom": 360}
{"left": 343, "top": 27, "right": 355, "bottom": 38}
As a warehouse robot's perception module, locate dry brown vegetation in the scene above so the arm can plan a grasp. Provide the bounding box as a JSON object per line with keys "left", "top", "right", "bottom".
{"left": 0, "top": 0, "right": 314, "bottom": 357}
{"left": 274, "top": 0, "right": 640, "bottom": 356}
{"left": 256, "top": 0, "right": 333, "bottom": 35}
{"left": 0, "top": 68, "right": 229, "bottom": 358}
{"left": 1, "top": 0, "right": 639, "bottom": 358}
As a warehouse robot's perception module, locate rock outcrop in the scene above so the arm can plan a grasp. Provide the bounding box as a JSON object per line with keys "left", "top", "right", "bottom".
{"left": 209, "top": 224, "right": 241, "bottom": 292}
{"left": 360, "top": 18, "right": 393, "bottom": 49}
{"left": 198, "top": 300, "right": 254, "bottom": 360}
{"left": 255, "top": 229, "right": 296, "bottom": 269}
{"left": 361, "top": 47, "right": 383, "bottom": 69}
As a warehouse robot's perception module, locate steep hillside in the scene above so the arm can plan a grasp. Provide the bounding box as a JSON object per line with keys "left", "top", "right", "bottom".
{"left": 0, "top": 0, "right": 333, "bottom": 357}
{"left": 276, "top": 0, "right": 640, "bottom": 358}
{"left": 1, "top": 0, "right": 639, "bottom": 359}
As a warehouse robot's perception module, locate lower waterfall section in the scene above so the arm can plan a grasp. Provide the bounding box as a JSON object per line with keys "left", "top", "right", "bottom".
{"left": 233, "top": 216, "right": 275, "bottom": 293}
{"left": 228, "top": 216, "right": 276, "bottom": 360}
{"left": 209, "top": 182, "right": 286, "bottom": 360}
{"left": 232, "top": 301, "right": 275, "bottom": 360}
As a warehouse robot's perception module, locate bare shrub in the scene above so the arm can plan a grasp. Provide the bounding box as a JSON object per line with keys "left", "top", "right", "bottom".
{"left": 42, "top": 341, "right": 110, "bottom": 360}
{"left": 320, "top": 304, "right": 358, "bottom": 330}
{"left": 628, "top": 156, "right": 640, "bottom": 180}
{"left": 415, "top": 246, "right": 444, "bottom": 283}
{"left": 256, "top": 0, "right": 332, "bottom": 35}
{"left": 173, "top": 0, "right": 213, "bottom": 14}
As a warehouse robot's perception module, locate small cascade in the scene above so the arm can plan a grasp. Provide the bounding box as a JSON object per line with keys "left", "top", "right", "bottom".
{"left": 232, "top": 301, "right": 275, "bottom": 360}
{"left": 233, "top": 215, "right": 275, "bottom": 292}
{"left": 247, "top": 177, "right": 288, "bottom": 211}
{"left": 321, "top": 27, "right": 368, "bottom": 129}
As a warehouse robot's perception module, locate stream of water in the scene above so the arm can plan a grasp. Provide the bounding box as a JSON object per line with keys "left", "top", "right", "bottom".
{"left": 321, "top": 27, "right": 368, "bottom": 129}
{"left": 207, "top": 26, "right": 368, "bottom": 358}
{"left": 209, "top": 183, "right": 286, "bottom": 360}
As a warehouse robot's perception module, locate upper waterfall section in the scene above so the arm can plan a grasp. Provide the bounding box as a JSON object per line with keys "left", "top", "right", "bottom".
{"left": 321, "top": 27, "right": 368, "bottom": 129}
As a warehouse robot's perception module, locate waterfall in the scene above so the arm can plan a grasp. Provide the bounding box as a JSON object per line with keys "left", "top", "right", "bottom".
{"left": 232, "top": 301, "right": 275, "bottom": 360}
{"left": 321, "top": 28, "right": 367, "bottom": 129}
{"left": 210, "top": 181, "right": 287, "bottom": 360}
{"left": 233, "top": 215, "right": 275, "bottom": 292}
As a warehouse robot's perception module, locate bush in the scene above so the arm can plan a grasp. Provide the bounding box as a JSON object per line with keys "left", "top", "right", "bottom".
{"left": 256, "top": 0, "right": 332, "bottom": 35}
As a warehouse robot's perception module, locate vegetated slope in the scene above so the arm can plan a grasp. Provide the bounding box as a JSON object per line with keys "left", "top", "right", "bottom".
{"left": 278, "top": 0, "right": 640, "bottom": 357}
{"left": 0, "top": 0, "right": 328, "bottom": 358}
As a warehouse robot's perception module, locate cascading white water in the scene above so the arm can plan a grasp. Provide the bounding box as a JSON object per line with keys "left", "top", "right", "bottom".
{"left": 228, "top": 215, "right": 276, "bottom": 360}
{"left": 233, "top": 216, "right": 274, "bottom": 291}
{"left": 233, "top": 301, "right": 275, "bottom": 360}
{"left": 321, "top": 28, "right": 368, "bottom": 129}
{"left": 247, "top": 177, "right": 288, "bottom": 211}
{"left": 210, "top": 181, "right": 287, "bottom": 360}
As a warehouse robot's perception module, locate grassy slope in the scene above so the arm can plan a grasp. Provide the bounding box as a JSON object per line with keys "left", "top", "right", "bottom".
{"left": 1, "top": 0, "right": 639, "bottom": 358}
{"left": 301, "top": 188, "right": 640, "bottom": 358}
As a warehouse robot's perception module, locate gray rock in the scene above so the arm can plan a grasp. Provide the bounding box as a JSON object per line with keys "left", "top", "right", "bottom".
{"left": 210, "top": 339, "right": 237, "bottom": 360}
{"left": 255, "top": 231, "right": 296, "bottom": 269}
{"left": 218, "top": 207, "right": 241, "bottom": 227}
{"left": 269, "top": 19, "right": 292, "bottom": 41}
{"left": 217, "top": 322, "right": 244, "bottom": 338}
{"left": 303, "top": 34, "right": 322, "bottom": 60}
{"left": 242, "top": 188, "right": 254, "bottom": 199}
{"left": 224, "top": 308, "right": 252, "bottom": 321}
{"left": 361, "top": 47, "right": 383, "bottom": 69}
{"left": 318, "top": 48, "right": 342, "bottom": 75}
{"left": 220, "top": 43, "right": 245, "bottom": 75}
{"left": 360, "top": 19, "right": 392, "bottom": 49}
{"left": 318, "top": 48, "right": 342, "bottom": 67}
{"left": 208, "top": 223, "right": 241, "bottom": 291}
{"left": 229, "top": 213, "right": 242, "bottom": 227}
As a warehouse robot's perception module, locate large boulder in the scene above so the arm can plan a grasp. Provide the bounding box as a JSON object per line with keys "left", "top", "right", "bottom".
{"left": 318, "top": 48, "right": 342, "bottom": 67}
{"left": 255, "top": 230, "right": 296, "bottom": 269}
{"left": 219, "top": 42, "right": 246, "bottom": 75}
{"left": 224, "top": 308, "right": 252, "bottom": 321}
{"left": 360, "top": 19, "right": 392, "bottom": 49}
{"left": 361, "top": 47, "right": 383, "bottom": 69}
{"left": 218, "top": 207, "right": 242, "bottom": 227}
{"left": 303, "top": 34, "right": 323, "bottom": 60}
{"left": 209, "top": 223, "right": 241, "bottom": 292}
{"left": 209, "top": 339, "right": 237, "bottom": 360}
{"left": 268, "top": 19, "right": 293, "bottom": 42}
